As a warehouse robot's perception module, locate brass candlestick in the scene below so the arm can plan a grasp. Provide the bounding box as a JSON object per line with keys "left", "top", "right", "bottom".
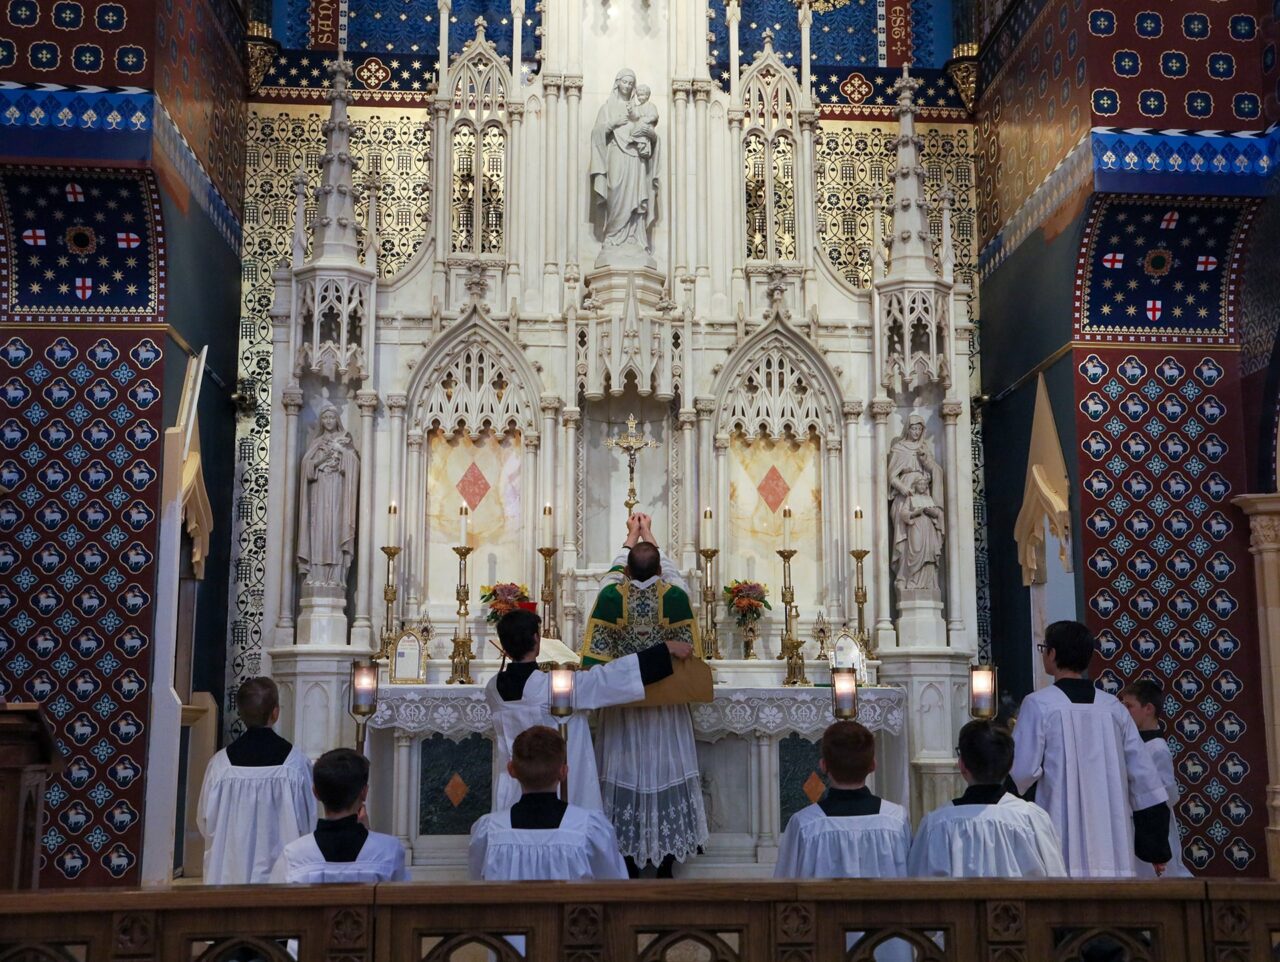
{"left": 447, "top": 545, "right": 475, "bottom": 684}
{"left": 538, "top": 546, "right": 560, "bottom": 638}
{"left": 698, "top": 547, "right": 723, "bottom": 660}
{"left": 850, "top": 548, "right": 872, "bottom": 652}
{"left": 376, "top": 545, "right": 402, "bottom": 663}
{"left": 777, "top": 548, "right": 811, "bottom": 686}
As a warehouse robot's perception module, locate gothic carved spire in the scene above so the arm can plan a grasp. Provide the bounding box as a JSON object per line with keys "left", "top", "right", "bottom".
{"left": 309, "top": 56, "right": 361, "bottom": 267}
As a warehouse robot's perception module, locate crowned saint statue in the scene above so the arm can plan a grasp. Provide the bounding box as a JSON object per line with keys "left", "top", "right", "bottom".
{"left": 590, "top": 68, "right": 660, "bottom": 270}
{"left": 297, "top": 402, "right": 360, "bottom": 588}
{"left": 888, "top": 415, "right": 945, "bottom": 592}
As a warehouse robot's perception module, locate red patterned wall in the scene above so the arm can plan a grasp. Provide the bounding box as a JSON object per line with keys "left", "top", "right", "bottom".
{"left": 0, "top": 0, "right": 157, "bottom": 88}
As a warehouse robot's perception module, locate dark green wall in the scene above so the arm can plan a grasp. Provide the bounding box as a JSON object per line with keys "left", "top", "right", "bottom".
{"left": 158, "top": 191, "right": 241, "bottom": 724}
{"left": 979, "top": 204, "right": 1090, "bottom": 700}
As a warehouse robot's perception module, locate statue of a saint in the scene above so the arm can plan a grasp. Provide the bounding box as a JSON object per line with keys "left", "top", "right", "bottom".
{"left": 297, "top": 402, "right": 360, "bottom": 587}
{"left": 589, "top": 68, "right": 659, "bottom": 269}
{"left": 888, "top": 415, "right": 945, "bottom": 591}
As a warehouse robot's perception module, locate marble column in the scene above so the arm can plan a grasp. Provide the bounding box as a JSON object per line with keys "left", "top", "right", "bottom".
{"left": 1234, "top": 493, "right": 1280, "bottom": 879}
{"left": 405, "top": 427, "right": 424, "bottom": 623}
{"left": 275, "top": 388, "right": 304, "bottom": 644}
{"left": 842, "top": 401, "right": 864, "bottom": 617}
{"left": 693, "top": 80, "right": 712, "bottom": 285}
{"left": 671, "top": 81, "right": 690, "bottom": 277}
{"left": 542, "top": 75, "right": 562, "bottom": 305}
{"left": 506, "top": 102, "right": 525, "bottom": 295}
{"left": 563, "top": 78, "right": 582, "bottom": 271}
{"left": 726, "top": 0, "right": 741, "bottom": 100}
{"left": 523, "top": 433, "right": 540, "bottom": 587}
{"left": 431, "top": 94, "right": 450, "bottom": 299}
{"left": 870, "top": 399, "right": 894, "bottom": 647}
{"left": 353, "top": 390, "right": 380, "bottom": 649}
{"left": 728, "top": 107, "right": 746, "bottom": 305}
{"left": 393, "top": 731, "right": 414, "bottom": 844}
{"left": 824, "top": 434, "right": 844, "bottom": 621}
{"left": 941, "top": 400, "right": 965, "bottom": 637}
{"left": 679, "top": 408, "right": 698, "bottom": 571}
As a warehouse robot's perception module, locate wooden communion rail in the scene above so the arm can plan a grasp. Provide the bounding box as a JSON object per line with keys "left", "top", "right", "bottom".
{"left": 0, "top": 879, "right": 1277, "bottom": 961}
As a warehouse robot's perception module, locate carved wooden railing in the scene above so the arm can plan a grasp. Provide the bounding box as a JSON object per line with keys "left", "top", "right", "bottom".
{"left": 2, "top": 880, "right": 1279, "bottom": 961}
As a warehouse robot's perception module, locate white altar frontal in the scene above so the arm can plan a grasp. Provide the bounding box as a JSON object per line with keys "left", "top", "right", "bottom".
{"left": 258, "top": 0, "right": 983, "bottom": 880}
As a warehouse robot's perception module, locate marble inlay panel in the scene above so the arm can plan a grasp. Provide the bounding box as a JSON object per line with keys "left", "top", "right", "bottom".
{"left": 419, "top": 732, "right": 493, "bottom": 836}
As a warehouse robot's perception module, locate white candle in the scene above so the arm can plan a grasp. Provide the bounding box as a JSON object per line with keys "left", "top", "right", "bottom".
{"left": 782, "top": 504, "right": 792, "bottom": 550}
{"left": 701, "top": 507, "right": 713, "bottom": 548}
{"left": 459, "top": 505, "right": 469, "bottom": 546}
{"left": 854, "top": 505, "right": 863, "bottom": 549}
{"left": 541, "top": 503, "right": 554, "bottom": 548}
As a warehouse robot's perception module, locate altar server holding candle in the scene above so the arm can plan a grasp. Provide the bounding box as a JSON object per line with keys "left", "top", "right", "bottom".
{"left": 487, "top": 607, "right": 692, "bottom": 812}
{"left": 910, "top": 721, "right": 1066, "bottom": 878}
{"left": 774, "top": 721, "right": 911, "bottom": 879}
{"left": 1009, "top": 621, "right": 1170, "bottom": 878}
{"left": 470, "top": 726, "right": 628, "bottom": 881}
{"left": 198, "top": 677, "right": 316, "bottom": 884}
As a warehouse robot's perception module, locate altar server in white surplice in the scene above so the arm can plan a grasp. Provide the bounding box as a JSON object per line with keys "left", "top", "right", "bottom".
{"left": 1121, "top": 679, "right": 1191, "bottom": 878}
{"left": 470, "top": 726, "right": 628, "bottom": 881}
{"left": 774, "top": 721, "right": 911, "bottom": 879}
{"left": 1010, "top": 621, "right": 1170, "bottom": 878}
{"left": 270, "top": 749, "right": 407, "bottom": 883}
{"left": 197, "top": 677, "right": 316, "bottom": 884}
{"left": 910, "top": 721, "right": 1067, "bottom": 878}
{"left": 487, "top": 608, "right": 692, "bottom": 813}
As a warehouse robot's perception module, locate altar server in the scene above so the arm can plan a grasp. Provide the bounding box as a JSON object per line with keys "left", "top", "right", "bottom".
{"left": 487, "top": 607, "right": 692, "bottom": 812}
{"left": 270, "top": 749, "right": 407, "bottom": 883}
{"left": 469, "top": 726, "right": 629, "bottom": 881}
{"left": 1010, "top": 621, "right": 1170, "bottom": 878}
{"left": 909, "top": 720, "right": 1066, "bottom": 878}
{"left": 197, "top": 677, "right": 315, "bottom": 884}
{"left": 1120, "top": 679, "right": 1191, "bottom": 878}
{"left": 774, "top": 721, "right": 911, "bottom": 879}
{"left": 586, "top": 513, "right": 709, "bottom": 878}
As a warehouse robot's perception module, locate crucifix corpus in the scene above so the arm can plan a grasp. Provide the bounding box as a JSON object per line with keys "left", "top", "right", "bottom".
{"left": 605, "top": 413, "right": 659, "bottom": 516}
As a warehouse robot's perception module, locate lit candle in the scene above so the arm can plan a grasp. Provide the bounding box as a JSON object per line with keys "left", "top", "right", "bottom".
{"left": 459, "top": 505, "right": 469, "bottom": 546}
{"left": 541, "top": 503, "right": 554, "bottom": 549}
{"left": 350, "top": 660, "right": 379, "bottom": 714}
{"left": 831, "top": 668, "right": 858, "bottom": 720}
{"left": 782, "top": 504, "right": 793, "bottom": 550}
{"left": 388, "top": 501, "right": 398, "bottom": 516}
{"left": 548, "top": 667, "right": 575, "bottom": 716}
{"left": 970, "top": 664, "right": 997, "bottom": 719}
{"left": 854, "top": 505, "right": 863, "bottom": 549}
{"left": 701, "top": 507, "right": 713, "bottom": 548}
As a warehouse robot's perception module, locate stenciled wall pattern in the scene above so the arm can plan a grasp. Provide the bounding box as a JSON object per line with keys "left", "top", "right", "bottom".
{"left": 1072, "top": 193, "right": 1266, "bottom": 877}
{"left": 0, "top": 166, "right": 166, "bottom": 887}
{"left": 226, "top": 103, "right": 430, "bottom": 731}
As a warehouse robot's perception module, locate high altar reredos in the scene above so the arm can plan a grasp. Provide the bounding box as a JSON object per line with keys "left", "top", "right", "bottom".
{"left": 258, "top": 2, "right": 982, "bottom": 879}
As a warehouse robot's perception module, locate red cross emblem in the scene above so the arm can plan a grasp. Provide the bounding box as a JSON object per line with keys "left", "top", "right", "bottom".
{"left": 1160, "top": 210, "right": 1179, "bottom": 229}
{"left": 1195, "top": 255, "right": 1218, "bottom": 271}
{"left": 74, "top": 277, "right": 93, "bottom": 301}
{"left": 1146, "top": 299, "right": 1162, "bottom": 321}
{"left": 21, "top": 229, "right": 46, "bottom": 246}
{"left": 65, "top": 183, "right": 85, "bottom": 203}
{"left": 115, "top": 232, "right": 140, "bottom": 249}
{"left": 1102, "top": 252, "right": 1125, "bottom": 269}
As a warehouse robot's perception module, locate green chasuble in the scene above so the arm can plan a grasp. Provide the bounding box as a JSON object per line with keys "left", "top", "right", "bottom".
{"left": 582, "top": 568, "right": 702, "bottom": 665}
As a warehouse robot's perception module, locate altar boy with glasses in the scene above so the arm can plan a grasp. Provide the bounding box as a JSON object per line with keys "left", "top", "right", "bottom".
{"left": 773, "top": 721, "right": 911, "bottom": 879}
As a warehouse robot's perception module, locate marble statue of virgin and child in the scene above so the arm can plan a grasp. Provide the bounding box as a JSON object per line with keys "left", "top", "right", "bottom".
{"left": 590, "top": 68, "right": 660, "bottom": 269}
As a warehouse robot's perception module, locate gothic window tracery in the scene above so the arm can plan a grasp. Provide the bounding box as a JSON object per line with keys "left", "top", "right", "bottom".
{"left": 448, "top": 34, "right": 509, "bottom": 257}
{"left": 740, "top": 48, "right": 801, "bottom": 264}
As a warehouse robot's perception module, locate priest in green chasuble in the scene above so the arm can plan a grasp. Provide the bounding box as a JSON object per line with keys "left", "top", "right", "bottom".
{"left": 584, "top": 514, "right": 709, "bottom": 877}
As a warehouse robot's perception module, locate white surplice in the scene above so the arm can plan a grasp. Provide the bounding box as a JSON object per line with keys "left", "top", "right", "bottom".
{"left": 908, "top": 794, "right": 1068, "bottom": 878}
{"left": 1134, "top": 735, "right": 1191, "bottom": 879}
{"left": 269, "top": 830, "right": 407, "bottom": 883}
{"left": 197, "top": 745, "right": 316, "bottom": 884}
{"left": 1010, "top": 685, "right": 1168, "bottom": 878}
{"left": 773, "top": 801, "right": 912, "bottom": 879}
{"left": 486, "top": 655, "right": 646, "bottom": 812}
{"left": 468, "top": 804, "right": 629, "bottom": 881}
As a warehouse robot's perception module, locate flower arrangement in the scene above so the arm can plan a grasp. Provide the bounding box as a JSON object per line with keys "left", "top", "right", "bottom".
{"left": 480, "top": 582, "right": 533, "bottom": 624}
{"left": 723, "top": 580, "right": 772, "bottom": 628}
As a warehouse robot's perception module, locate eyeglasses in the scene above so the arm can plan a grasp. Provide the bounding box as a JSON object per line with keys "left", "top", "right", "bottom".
{"left": 953, "top": 746, "right": 961, "bottom": 758}
{"left": 1036, "top": 643, "right": 1049, "bottom": 653}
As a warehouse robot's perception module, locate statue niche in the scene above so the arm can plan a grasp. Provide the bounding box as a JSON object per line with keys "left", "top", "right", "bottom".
{"left": 887, "top": 414, "right": 944, "bottom": 594}
{"left": 590, "top": 68, "right": 660, "bottom": 270}
{"left": 298, "top": 402, "right": 360, "bottom": 588}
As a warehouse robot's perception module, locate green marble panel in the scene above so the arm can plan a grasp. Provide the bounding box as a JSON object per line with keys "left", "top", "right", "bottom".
{"left": 419, "top": 732, "right": 492, "bottom": 836}
{"left": 778, "top": 732, "right": 825, "bottom": 834}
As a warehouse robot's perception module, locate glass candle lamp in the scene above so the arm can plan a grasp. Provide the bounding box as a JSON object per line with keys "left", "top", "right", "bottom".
{"left": 969, "top": 663, "right": 998, "bottom": 720}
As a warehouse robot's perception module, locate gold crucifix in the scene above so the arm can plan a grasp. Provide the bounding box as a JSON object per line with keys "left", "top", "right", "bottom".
{"left": 605, "top": 413, "right": 659, "bottom": 516}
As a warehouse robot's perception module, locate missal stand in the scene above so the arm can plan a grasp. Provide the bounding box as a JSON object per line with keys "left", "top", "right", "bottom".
{"left": 0, "top": 703, "right": 62, "bottom": 889}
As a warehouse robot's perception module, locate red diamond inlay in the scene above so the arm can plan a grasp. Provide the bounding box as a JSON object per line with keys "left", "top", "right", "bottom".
{"left": 802, "top": 771, "right": 826, "bottom": 804}
{"left": 456, "top": 462, "right": 491, "bottom": 511}
{"left": 756, "top": 466, "right": 791, "bottom": 514}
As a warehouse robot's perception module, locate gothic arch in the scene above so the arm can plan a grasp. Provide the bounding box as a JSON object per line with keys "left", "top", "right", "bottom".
{"left": 712, "top": 317, "right": 843, "bottom": 440}
{"left": 407, "top": 303, "right": 543, "bottom": 440}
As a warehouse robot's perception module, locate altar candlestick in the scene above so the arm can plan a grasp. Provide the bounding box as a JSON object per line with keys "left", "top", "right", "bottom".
{"left": 701, "top": 507, "right": 714, "bottom": 547}
{"left": 782, "top": 505, "right": 793, "bottom": 550}
{"left": 459, "top": 505, "right": 469, "bottom": 545}
{"left": 854, "top": 505, "right": 863, "bottom": 549}
{"left": 541, "top": 503, "right": 553, "bottom": 548}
